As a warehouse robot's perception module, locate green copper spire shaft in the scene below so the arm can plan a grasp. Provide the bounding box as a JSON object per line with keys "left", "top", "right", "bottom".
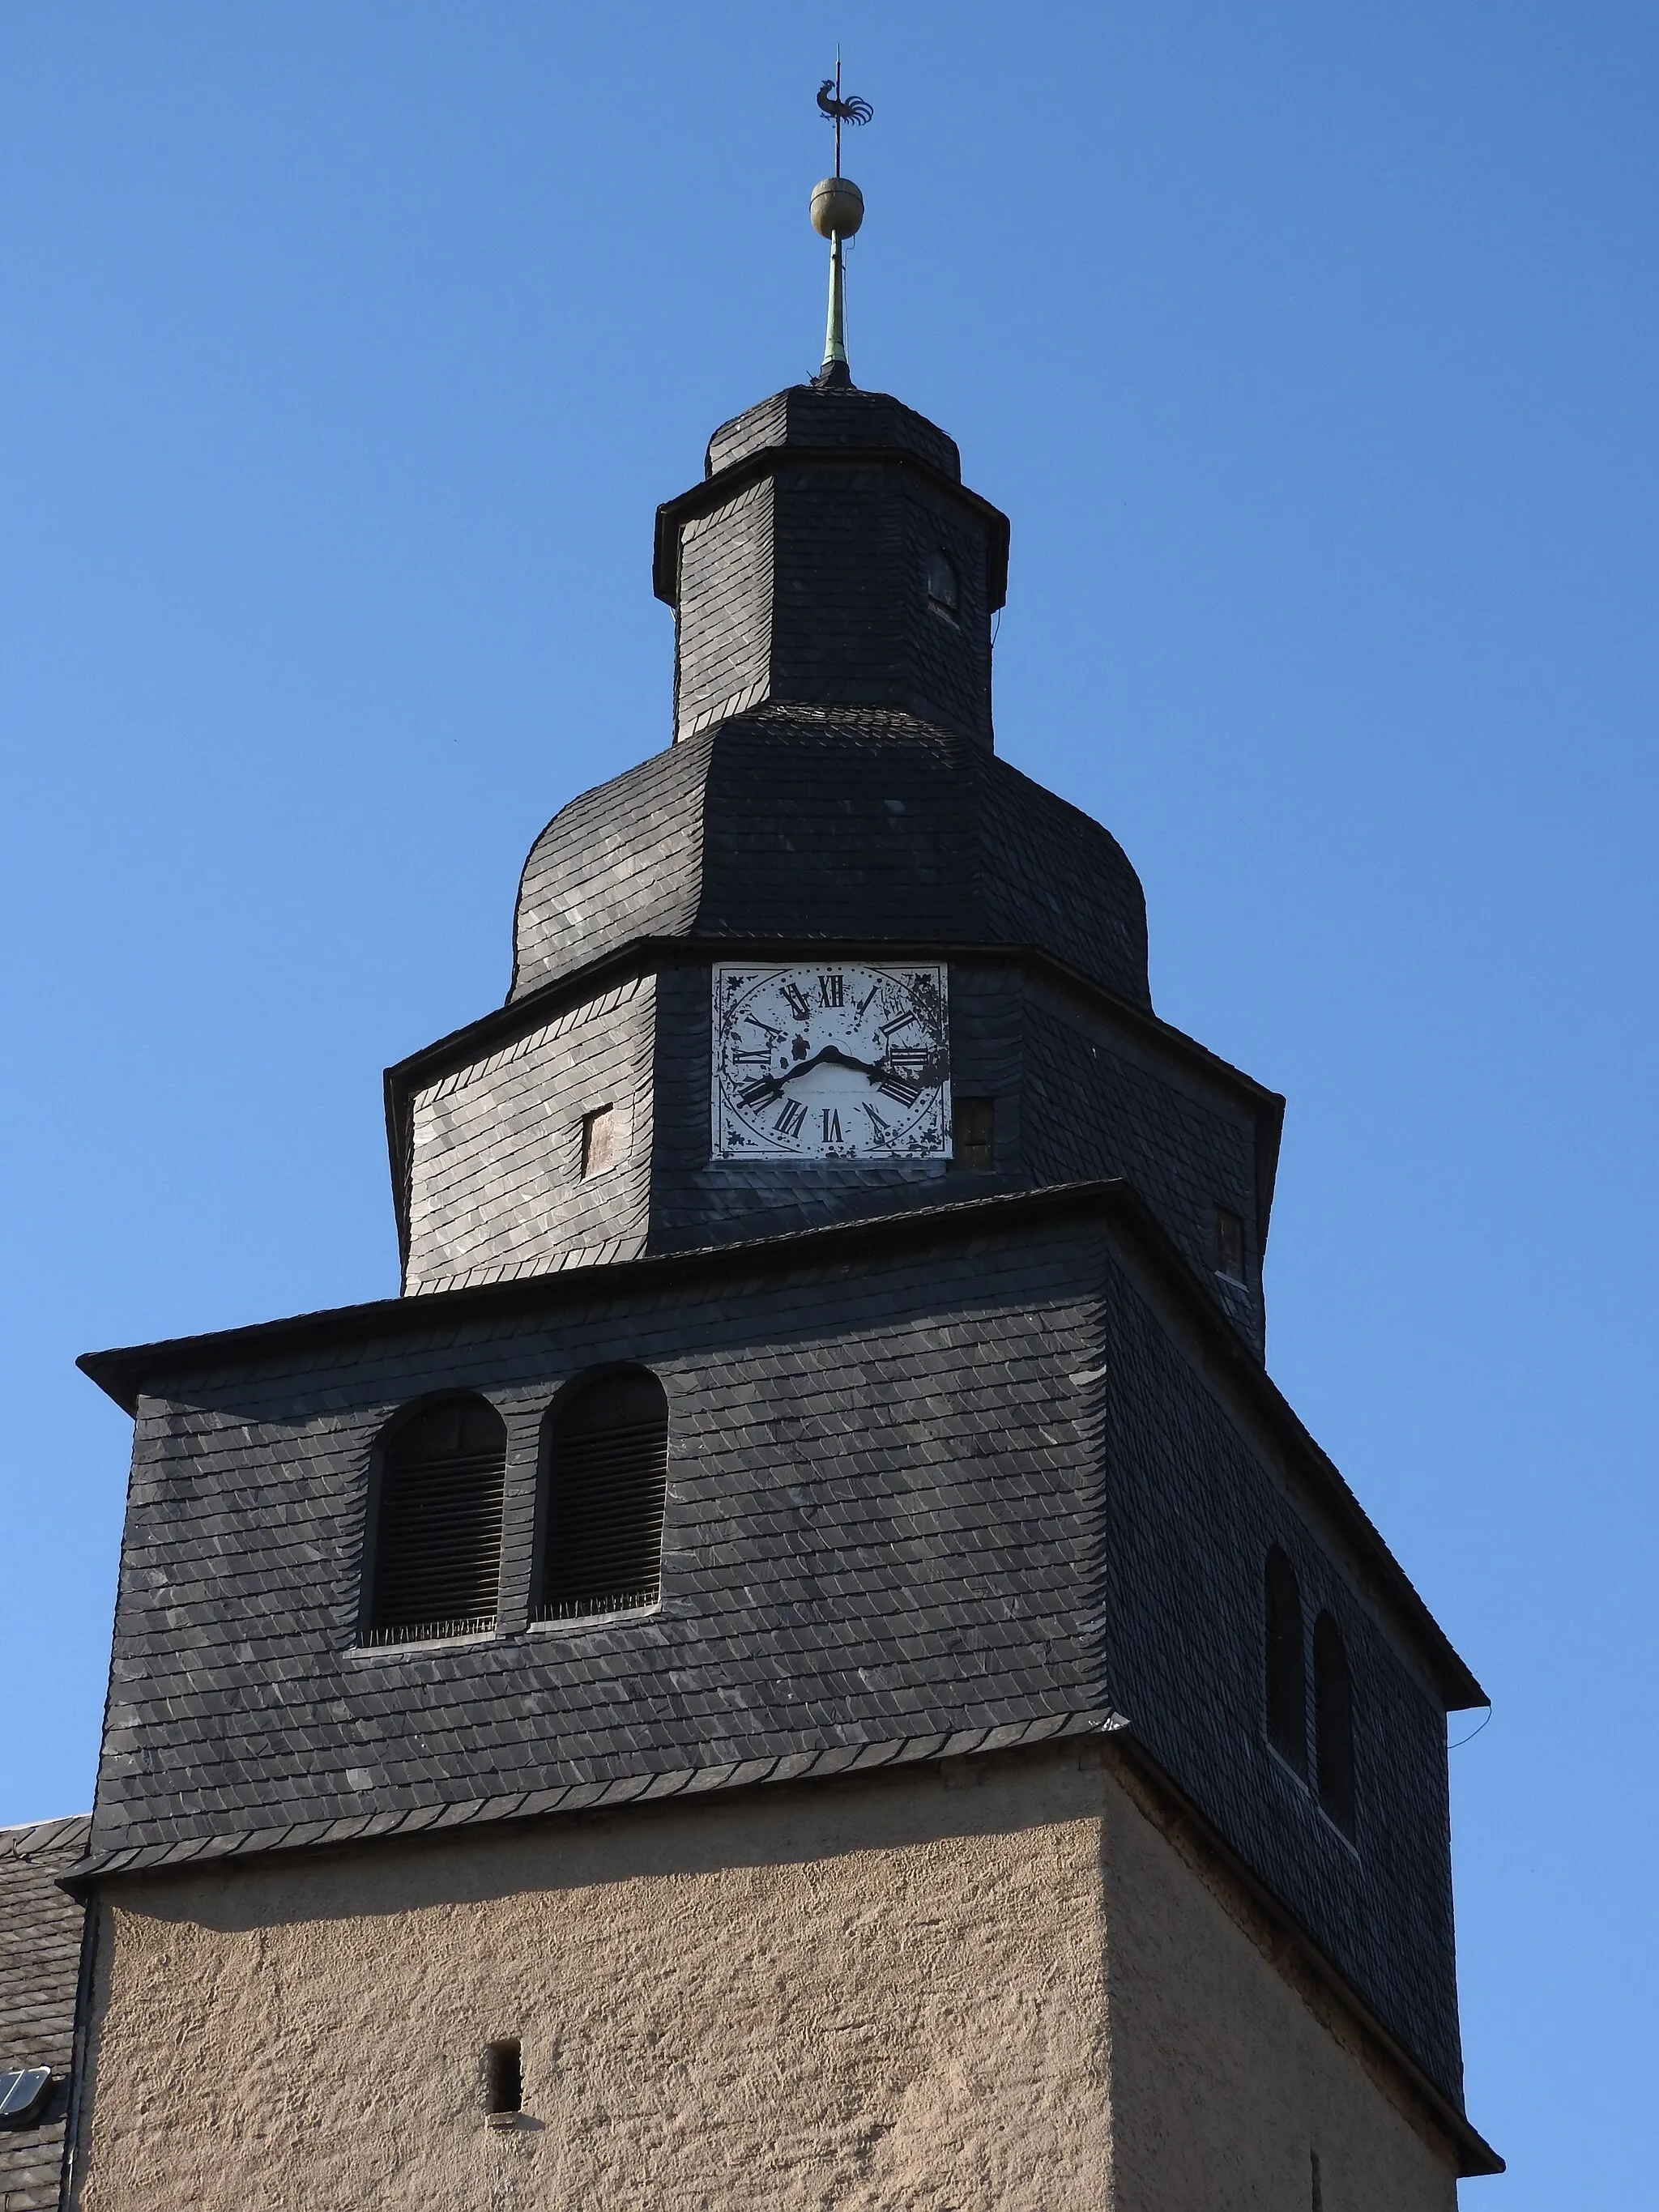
{"left": 821, "top": 231, "right": 848, "bottom": 377}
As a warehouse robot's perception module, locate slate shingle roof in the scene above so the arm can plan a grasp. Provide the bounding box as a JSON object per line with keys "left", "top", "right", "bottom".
{"left": 510, "top": 705, "right": 1151, "bottom": 1012}
{"left": 701, "top": 386, "right": 965, "bottom": 483}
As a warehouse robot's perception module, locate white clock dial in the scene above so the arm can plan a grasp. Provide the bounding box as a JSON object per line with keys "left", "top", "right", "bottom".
{"left": 713, "top": 963, "right": 950, "bottom": 1161}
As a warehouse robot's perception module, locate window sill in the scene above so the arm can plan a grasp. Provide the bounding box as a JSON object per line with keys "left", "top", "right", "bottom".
{"left": 1265, "top": 1739, "right": 1311, "bottom": 1790}
{"left": 1316, "top": 1805, "right": 1362, "bottom": 1859}
{"left": 347, "top": 1629, "right": 497, "bottom": 1661}
{"left": 528, "top": 1600, "right": 663, "bottom": 1635}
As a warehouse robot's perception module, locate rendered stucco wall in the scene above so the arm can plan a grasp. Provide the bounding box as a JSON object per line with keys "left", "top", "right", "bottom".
{"left": 1101, "top": 1763, "right": 1461, "bottom": 2212}
{"left": 71, "top": 1748, "right": 1458, "bottom": 2212}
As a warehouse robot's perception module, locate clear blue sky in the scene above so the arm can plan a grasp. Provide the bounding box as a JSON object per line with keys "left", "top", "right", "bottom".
{"left": 2, "top": 6, "right": 1653, "bottom": 2201}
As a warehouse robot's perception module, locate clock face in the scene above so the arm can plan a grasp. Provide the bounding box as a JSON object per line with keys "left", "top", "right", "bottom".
{"left": 712, "top": 963, "right": 950, "bottom": 1161}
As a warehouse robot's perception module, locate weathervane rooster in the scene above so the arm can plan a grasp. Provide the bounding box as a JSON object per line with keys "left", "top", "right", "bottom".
{"left": 817, "top": 60, "right": 872, "bottom": 177}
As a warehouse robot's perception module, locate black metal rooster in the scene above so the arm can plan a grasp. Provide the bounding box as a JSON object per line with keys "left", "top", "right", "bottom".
{"left": 816, "top": 79, "right": 874, "bottom": 127}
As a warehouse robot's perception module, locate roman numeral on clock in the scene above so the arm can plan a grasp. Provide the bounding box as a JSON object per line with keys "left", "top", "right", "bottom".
{"left": 821, "top": 1109, "right": 842, "bottom": 1144}
{"left": 773, "top": 1098, "right": 808, "bottom": 1140}
{"left": 780, "top": 982, "right": 812, "bottom": 1021}
{"left": 876, "top": 1075, "right": 923, "bottom": 1108}
{"left": 817, "top": 974, "right": 844, "bottom": 1008}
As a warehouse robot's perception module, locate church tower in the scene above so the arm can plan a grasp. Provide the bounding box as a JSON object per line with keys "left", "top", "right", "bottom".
{"left": 46, "top": 114, "right": 1498, "bottom": 2211}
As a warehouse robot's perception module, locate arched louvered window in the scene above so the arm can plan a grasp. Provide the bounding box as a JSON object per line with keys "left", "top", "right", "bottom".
{"left": 365, "top": 1395, "right": 506, "bottom": 1646}
{"left": 1313, "top": 1611, "right": 1356, "bottom": 1835}
{"left": 537, "top": 1368, "right": 667, "bottom": 1622}
{"left": 1265, "top": 1547, "right": 1307, "bottom": 1775}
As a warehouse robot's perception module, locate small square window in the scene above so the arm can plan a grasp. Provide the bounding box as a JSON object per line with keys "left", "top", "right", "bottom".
{"left": 926, "top": 550, "right": 960, "bottom": 617}
{"left": 581, "top": 1106, "right": 616, "bottom": 1178}
{"left": 951, "top": 1096, "right": 996, "bottom": 1171}
{"left": 1215, "top": 1206, "right": 1246, "bottom": 1281}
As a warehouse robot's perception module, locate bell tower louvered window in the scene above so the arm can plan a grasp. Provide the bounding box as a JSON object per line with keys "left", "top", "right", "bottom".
{"left": 1265, "top": 1546, "right": 1307, "bottom": 1775}
{"left": 365, "top": 1395, "right": 506, "bottom": 1646}
{"left": 1313, "top": 1611, "right": 1356, "bottom": 1835}
{"left": 537, "top": 1368, "right": 667, "bottom": 1621}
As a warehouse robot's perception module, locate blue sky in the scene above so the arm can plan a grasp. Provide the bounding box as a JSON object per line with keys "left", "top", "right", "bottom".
{"left": 2, "top": 6, "right": 1654, "bottom": 2201}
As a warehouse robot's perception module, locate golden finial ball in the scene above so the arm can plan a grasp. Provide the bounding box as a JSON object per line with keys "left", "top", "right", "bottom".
{"left": 810, "top": 176, "right": 864, "bottom": 239}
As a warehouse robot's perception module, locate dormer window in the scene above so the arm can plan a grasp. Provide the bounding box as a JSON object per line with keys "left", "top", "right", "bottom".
{"left": 926, "top": 550, "right": 959, "bottom": 618}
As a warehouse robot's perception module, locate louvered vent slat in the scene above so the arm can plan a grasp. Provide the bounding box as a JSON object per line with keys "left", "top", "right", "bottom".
{"left": 538, "top": 1373, "right": 668, "bottom": 1621}
{"left": 366, "top": 1397, "right": 507, "bottom": 1646}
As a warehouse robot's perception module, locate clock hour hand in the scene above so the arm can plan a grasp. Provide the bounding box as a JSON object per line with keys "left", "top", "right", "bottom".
{"left": 795, "top": 1043, "right": 885, "bottom": 1082}
{"left": 738, "top": 1043, "right": 907, "bottom": 1115}
{"left": 742, "top": 1045, "right": 882, "bottom": 1109}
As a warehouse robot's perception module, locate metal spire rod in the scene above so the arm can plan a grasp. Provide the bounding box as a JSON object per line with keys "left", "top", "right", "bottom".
{"left": 812, "top": 59, "right": 872, "bottom": 388}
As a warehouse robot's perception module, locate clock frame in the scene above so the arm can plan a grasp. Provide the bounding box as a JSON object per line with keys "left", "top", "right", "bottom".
{"left": 712, "top": 961, "right": 950, "bottom": 1161}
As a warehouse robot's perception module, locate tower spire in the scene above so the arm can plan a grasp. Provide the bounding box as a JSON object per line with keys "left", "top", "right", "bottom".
{"left": 811, "top": 59, "right": 872, "bottom": 390}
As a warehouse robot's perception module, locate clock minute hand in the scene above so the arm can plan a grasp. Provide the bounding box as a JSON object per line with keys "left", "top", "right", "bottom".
{"left": 739, "top": 1045, "right": 885, "bottom": 1112}
{"left": 773, "top": 1043, "right": 893, "bottom": 1088}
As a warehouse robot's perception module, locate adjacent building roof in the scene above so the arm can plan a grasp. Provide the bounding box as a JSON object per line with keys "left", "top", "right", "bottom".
{"left": 0, "top": 1815, "right": 88, "bottom": 2211}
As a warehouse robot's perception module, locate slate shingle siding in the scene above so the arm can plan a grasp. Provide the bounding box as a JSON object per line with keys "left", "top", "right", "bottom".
{"left": 674, "top": 476, "right": 775, "bottom": 739}
{"left": 1021, "top": 985, "right": 1265, "bottom": 1350}
{"left": 667, "top": 383, "right": 996, "bottom": 744}
{"left": 405, "top": 977, "right": 654, "bottom": 1292}
{"left": 1098, "top": 1250, "right": 1464, "bottom": 2098}
{"left": 0, "top": 1815, "right": 88, "bottom": 2211}
{"left": 88, "top": 1206, "right": 1465, "bottom": 2105}
{"left": 98, "top": 1221, "right": 1108, "bottom": 1851}
{"left": 758, "top": 466, "right": 994, "bottom": 746}
{"left": 404, "top": 952, "right": 1263, "bottom": 1349}
{"left": 898, "top": 481, "right": 993, "bottom": 744}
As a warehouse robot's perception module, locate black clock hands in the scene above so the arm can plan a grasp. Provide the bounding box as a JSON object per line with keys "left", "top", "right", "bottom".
{"left": 737, "top": 1042, "right": 887, "bottom": 1110}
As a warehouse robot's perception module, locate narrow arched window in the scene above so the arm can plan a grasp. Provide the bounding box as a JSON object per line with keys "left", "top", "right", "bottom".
{"left": 538, "top": 1368, "right": 667, "bottom": 1622}
{"left": 365, "top": 1395, "right": 506, "bottom": 1646}
{"left": 1265, "top": 1547, "right": 1307, "bottom": 1775}
{"left": 1313, "top": 1612, "right": 1356, "bottom": 1835}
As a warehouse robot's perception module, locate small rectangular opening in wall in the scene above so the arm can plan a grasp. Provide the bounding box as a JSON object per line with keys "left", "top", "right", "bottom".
{"left": 581, "top": 1106, "right": 616, "bottom": 1178}
{"left": 1214, "top": 1204, "right": 1245, "bottom": 1281}
{"left": 950, "top": 1096, "right": 995, "bottom": 1171}
{"left": 484, "top": 2039, "right": 522, "bottom": 2116}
